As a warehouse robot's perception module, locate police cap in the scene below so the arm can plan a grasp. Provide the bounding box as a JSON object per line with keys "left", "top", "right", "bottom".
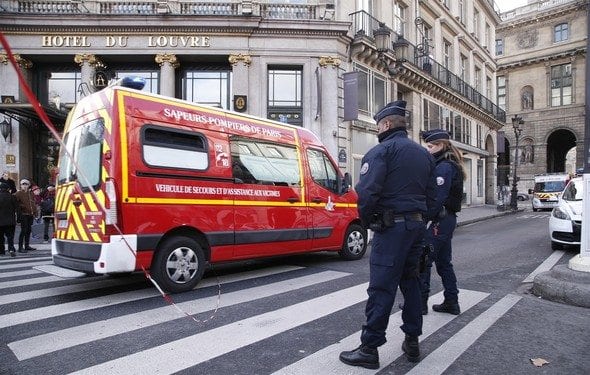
{"left": 422, "top": 128, "right": 450, "bottom": 143}
{"left": 373, "top": 100, "right": 407, "bottom": 124}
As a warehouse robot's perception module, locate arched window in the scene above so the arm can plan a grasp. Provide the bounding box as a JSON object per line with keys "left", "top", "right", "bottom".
{"left": 521, "top": 86, "right": 534, "bottom": 110}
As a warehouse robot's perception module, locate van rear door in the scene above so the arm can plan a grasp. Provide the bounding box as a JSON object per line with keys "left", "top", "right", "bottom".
{"left": 55, "top": 117, "right": 107, "bottom": 245}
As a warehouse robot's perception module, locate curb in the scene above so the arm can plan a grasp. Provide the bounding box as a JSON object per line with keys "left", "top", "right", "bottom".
{"left": 457, "top": 207, "right": 524, "bottom": 227}
{"left": 532, "top": 265, "right": 590, "bottom": 308}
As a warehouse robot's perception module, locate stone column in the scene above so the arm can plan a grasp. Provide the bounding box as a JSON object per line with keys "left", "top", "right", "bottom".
{"left": 0, "top": 54, "right": 34, "bottom": 104}
{"left": 229, "top": 53, "right": 252, "bottom": 111}
{"left": 317, "top": 56, "right": 341, "bottom": 158}
{"left": 155, "top": 53, "right": 179, "bottom": 97}
{"left": 74, "top": 53, "right": 100, "bottom": 95}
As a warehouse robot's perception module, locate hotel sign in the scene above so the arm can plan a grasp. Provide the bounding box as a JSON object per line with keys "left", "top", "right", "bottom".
{"left": 41, "top": 35, "right": 211, "bottom": 48}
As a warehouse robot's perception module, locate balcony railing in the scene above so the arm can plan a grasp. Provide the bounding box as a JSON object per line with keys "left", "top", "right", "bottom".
{"left": 2, "top": 0, "right": 325, "bottom": 18}
{"left": 404, "top": 41, "right": 506, "bottom": 122}
{"left": 348, "top": 11, "right": 505, "bottom": 122}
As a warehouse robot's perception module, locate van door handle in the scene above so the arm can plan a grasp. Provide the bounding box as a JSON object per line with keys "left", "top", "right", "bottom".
{"left": 312, "top": 197, "right": 323, "bottom": 203}
{"left": 286, "top": 197, "right": 299, "bottom": 203}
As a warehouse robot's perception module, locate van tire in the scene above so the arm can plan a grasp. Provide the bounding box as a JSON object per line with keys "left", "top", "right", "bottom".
{"left": 339, "top": 223, "right": 367, "bottom": 260}
{"left": 151, "top": 236, "right": 206, "bottom": 293}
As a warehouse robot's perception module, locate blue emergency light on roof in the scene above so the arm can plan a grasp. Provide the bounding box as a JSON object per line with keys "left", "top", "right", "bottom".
{"left": 119, "top": 76, "right": 146, "bottom": 90}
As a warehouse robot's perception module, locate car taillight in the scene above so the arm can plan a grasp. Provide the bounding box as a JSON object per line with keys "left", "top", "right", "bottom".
{"left": 105, "top": 178, "right": 117, "bottom": 225}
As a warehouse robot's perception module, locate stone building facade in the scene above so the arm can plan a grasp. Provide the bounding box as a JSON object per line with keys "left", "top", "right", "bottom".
{"left": 496, "top": 0, "right": 587, "bottom": 193}
{"left": 0, "top": 0, "right": 504, "bottom": 206}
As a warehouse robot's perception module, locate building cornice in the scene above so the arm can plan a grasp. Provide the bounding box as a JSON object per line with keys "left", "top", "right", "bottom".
{"left": 497, "top": 1, "right": 587, "bottom": 31}
{"left": 497, "top": 46, "right": 586, "bottom": 71}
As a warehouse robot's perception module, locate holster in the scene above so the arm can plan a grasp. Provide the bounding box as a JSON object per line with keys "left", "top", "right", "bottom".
{"left": 419, "top": 243, "right": 433, "bottom": 273}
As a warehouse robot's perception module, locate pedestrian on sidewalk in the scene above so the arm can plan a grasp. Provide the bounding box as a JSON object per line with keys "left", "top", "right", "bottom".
{"left": 0, "top": 171, "right": 17, "bottom": 194}
{"left": 339, "top": 100, "right": 436, "bottom": 369}
{"left": 14, "top": 179, "right": 37, "bottom": 253}
{"left": 419, "top": 129, "right": 465, "bottom": 315}
{"left": 40, "top": 184, "right": 55, "bottom": 243}
{"left": 0, "top": 182, "right": 18, "bottom": 257}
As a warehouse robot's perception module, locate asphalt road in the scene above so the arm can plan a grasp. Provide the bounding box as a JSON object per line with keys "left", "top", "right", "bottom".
{"left": 0, "top": 210, "right": 588, "bottom": 374}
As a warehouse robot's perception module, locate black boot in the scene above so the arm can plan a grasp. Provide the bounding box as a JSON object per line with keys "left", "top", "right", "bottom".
{"left": 339, "top": 345, "right": 379, "bottom": 369}
{"left": 432, "top": 300, "right": 461, "bottom": 315}
{"left": 402, "top": 335, "right": 421, "bottom": 363}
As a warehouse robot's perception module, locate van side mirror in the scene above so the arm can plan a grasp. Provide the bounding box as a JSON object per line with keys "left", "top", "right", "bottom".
{"left": 340, "top": 172, "right": 352, "bottom": 194}
{"left": 528, "top": 188, "right": 533, "bottom": 194}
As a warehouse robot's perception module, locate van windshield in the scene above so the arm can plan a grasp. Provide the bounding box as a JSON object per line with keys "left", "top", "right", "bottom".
{"left": 57, "top": 118, "right": 105, "bottom": 189}
{"left": 562, "top": 180, "right": 583, "bottom": 201}
{"left": 534, "top": 180, "right": 566, "bottom": 193}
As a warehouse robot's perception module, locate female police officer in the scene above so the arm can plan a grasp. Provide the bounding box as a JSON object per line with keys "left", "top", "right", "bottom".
{"left": 339, "top": 101, "right": 436, "bottom": 369}
{"left": 419, "top": 129, "right": 465, "bottom": 315}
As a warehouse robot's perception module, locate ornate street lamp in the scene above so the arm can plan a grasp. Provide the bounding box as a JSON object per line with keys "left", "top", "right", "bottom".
{"left": 510, "top": 115, "right": 524, "bottom": 210}
{"left": 0, "top": 117, "right": 12, "bottom": 143}
{"left": 374, "top": 22, "right": 403, "bottom": 77}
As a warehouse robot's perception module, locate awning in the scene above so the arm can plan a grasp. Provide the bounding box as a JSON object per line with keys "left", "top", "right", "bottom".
{"left": 0, "top": 103, "right": 68, "bottom": 129}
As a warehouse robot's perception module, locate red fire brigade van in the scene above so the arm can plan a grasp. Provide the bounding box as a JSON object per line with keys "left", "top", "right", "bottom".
{"left": 48, "top": 78, "right": 366, "bottom": 293}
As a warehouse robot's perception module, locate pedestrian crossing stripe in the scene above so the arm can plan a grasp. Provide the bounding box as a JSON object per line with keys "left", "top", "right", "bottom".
{"left": 272, "top": 289, "right": 489, "bottom": 375}
{"left": 518, "top": 214, "right": 550, "bottom": 219}
{"left": 8, "top": 269, "right": 349, "bottom": 360}
{"left": 0, "top": 269, "right": 42, "bottom": 280}
{"left": 1, "top": 262, "right": 525, "bottom": 374}
{"left": 406, "top": 294, "right": 521, "bottom": 375}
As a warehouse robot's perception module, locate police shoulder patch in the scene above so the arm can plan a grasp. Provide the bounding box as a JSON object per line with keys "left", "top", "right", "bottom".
{"left": 360, "top": 162, "right": 369, "bottom": 175}
{"left": 436, "top": 176, "right": 445, "bottom": 185}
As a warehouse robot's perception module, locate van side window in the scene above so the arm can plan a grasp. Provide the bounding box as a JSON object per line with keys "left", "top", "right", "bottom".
{"left": 307, "top": 149, "right": 339, "bottom": 193}
{"left": 141, "top": 126, "right": 208, "bottom": 170}
{"left": 230, "top": 136, "right": 301, "bottom": 186}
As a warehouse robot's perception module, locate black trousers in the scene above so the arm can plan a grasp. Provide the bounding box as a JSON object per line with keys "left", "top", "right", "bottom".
{"left": 0, "top": 225, "right": 16, "bottom": 252}
{"left": 18, "top": 214, "right": 34, "bottom": 249}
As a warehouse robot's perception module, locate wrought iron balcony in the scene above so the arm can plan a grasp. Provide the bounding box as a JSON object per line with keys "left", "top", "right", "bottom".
{"left": 348, "top": 10, "right": 506, "bottom": 123}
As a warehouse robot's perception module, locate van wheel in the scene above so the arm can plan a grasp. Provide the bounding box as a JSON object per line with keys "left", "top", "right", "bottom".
{"left": 533, "top": 207, "right": 538, "bottom": 212}
{"left": 151, "top": 236, "right": 206, "bottom": 293}
{"left": 339, "top": 223, "right": 367, "bottom": 260}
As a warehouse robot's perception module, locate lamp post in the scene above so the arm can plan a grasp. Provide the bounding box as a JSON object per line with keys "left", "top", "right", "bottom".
{"left": 510, "top": 114, "right": 524, "bottom": 210}
{"left": 0, "top": 117, "right": 12, "bottom": 143}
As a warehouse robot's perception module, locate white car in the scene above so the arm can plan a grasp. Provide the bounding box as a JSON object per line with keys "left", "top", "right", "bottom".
{"left": 548, "top": 177, "right": 583, "bottom": 250}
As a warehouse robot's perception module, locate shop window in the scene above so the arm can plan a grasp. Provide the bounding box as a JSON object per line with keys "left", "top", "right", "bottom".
{"left": 48, "top": 71, "right": 82, "bottom": 108}
{"left": 353, "top": 64, "right": 387, "bottom": 119}
{"left": 183, "top": 71, "right": 231, "bottom": 109}
{"left": 267, "top": 67, "right": 303, "bottom": 126}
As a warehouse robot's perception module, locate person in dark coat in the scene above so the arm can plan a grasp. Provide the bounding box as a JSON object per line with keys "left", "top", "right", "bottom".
{"left": 419, "top": 129, "right": 466, "bottom": 315}
{"left": 339, "top": 101, "right": 437, "bottom": 369}
{"left": 40, "top": 184, "right": 56, "bottom": 243}
{"left": 0, "top": 182, "right": 18, "bottom": 256}
{"left": 0, "top": 171, "right": 17, "bottom": 194}
{"left": 14, "top": 178, "right": 37, "bottom": 252}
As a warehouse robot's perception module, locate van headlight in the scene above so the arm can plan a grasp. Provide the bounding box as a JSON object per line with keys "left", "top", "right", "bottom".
{"left": 552, "top": 207, "right": 570, "bottom": 220}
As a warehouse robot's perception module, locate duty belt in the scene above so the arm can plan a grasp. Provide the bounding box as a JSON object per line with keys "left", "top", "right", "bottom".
{"left": 390, "top": 212, "right": 423, "bottom": 222}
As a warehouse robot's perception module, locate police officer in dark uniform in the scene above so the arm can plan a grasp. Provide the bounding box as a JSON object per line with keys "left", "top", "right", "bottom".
{"left": 419, "top": 129, "right": 465, "bottom": 315}
{"left": 339, "top": 100, "right": 436, "bottom": 369}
